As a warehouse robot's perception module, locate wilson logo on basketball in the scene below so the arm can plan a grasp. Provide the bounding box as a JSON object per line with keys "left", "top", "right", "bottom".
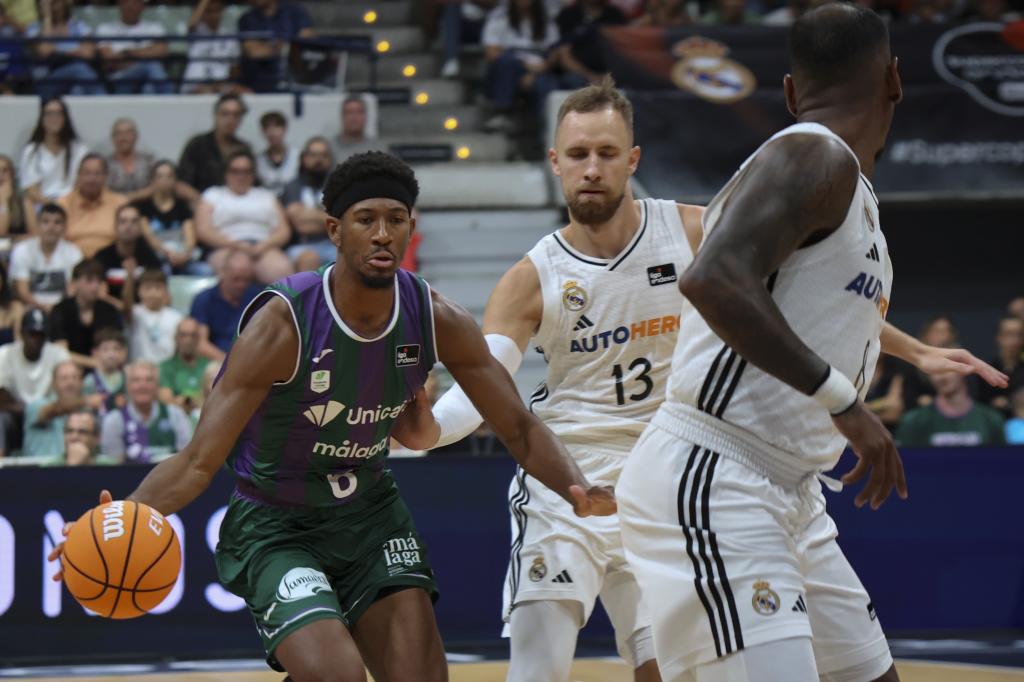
{"left": 101, "top": 501, "right": 126, "bottom": 541}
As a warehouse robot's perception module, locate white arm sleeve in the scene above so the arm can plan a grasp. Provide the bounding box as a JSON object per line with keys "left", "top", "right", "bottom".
{"left": 431, "top": 333, "right": 523, "bottom": 449}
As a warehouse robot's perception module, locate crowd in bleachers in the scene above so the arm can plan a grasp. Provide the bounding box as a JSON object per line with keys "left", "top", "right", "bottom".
{"left": 0, "top": 91, "right": 426, "bottom": 465}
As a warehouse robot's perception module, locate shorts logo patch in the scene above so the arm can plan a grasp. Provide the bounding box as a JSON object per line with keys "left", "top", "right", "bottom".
{"left": 752, "top": 580, "right": 780, "bottom": 616}
{"left": 396, "top": 344, "right": 421, "bottom": 367}
{"left": 276, "top": 567, "right": 331, "bottom": 603}
{"left": 310, "top": 369, "right": 331, "bottom": 394}
{"left": 528, "top": 557, "right": 547, "bottom": 582}
{"left": 383, "top": 533, "right": 422, "bottom": 575}
{"left": 647, "top": 263, "right": 678, "bottom": 286}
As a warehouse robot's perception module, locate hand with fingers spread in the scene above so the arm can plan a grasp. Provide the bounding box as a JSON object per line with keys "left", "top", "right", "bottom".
{"left": 916, "top": 346, "right": 1008, "bottom": 390}
{"left": 569, "top": 484, "right": 617, "bottom": 517}
{"left": 832, "top": 402, "right": 908, "bottom": 510}
{"left": 47, "top": 489, "right": 113, "bottom": 582}
{"left": 390, "top": 386, "right": 440, "bottom": 451}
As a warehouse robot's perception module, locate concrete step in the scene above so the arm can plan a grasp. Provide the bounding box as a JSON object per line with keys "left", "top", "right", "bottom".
{"left": 306, "top": 1, "right": 413, "bottom": 29}
{"left": 323, "top": 26, "right": 423, "bottom": 53}
{"left": 418, "top": 224, "right": 553, "bottom": 262}
{"left": 384, "top": 132, "right": 508, "bottom": 163}
{"left": 419, "top": 209, "right": 562, "bottom": 232}
{"left": 413, "top": 162, "right": 552, "bottom": 209}
{"left": 379, "top": 105, "right": 484, "bottom": 136}
{"left": 346, "top": 52, "right": 440, "bottom": 83}
{"left": 380, "top": 78, "right": 465, "bottom": 106}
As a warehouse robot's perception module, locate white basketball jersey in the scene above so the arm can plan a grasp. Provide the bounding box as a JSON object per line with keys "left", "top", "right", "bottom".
{"left": 664, "top": 122, "right": 893, "bottom": 474}
{"left": 528, "top": 198, "right": 695, "bottom": 455}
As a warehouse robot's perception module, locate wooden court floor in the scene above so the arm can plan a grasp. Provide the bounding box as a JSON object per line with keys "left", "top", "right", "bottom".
{"left": 18, "top": 659, "right": 1024, "bottom": 681}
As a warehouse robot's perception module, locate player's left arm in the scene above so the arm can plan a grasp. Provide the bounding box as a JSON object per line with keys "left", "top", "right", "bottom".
{"left": 880, "top": 322, "right": 1007, "bottom": 389}
{"left": 676, "top": 203, "right": 704, "bottom": 256}
{"left": 430, "top": 289, "right": 615, "bottom": 517}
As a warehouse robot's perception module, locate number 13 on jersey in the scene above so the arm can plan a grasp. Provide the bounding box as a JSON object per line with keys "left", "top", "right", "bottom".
{"left": 612, "top": 358, "right": 654, "bottom": 406}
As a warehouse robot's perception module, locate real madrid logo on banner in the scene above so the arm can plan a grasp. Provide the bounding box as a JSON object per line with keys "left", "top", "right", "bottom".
{"left": 529, "top": 557, "right": 547, "bottom": 582}
{"left": 670, "top": 36, "right": 756, "bottom": 104}
{"left": 752, "top": 580, "right": 780, "bottom": 616}
{"left": 562, "top": 280, "right": 588, "bottom": 312}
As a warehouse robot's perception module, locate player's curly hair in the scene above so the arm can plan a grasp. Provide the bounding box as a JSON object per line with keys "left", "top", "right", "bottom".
{"left": 322, "top": 151, "right": 419, "bottom": 218}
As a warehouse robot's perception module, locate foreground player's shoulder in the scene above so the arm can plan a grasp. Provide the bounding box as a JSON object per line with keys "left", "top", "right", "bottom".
{"left": 482, "top": 256, "right": 543, "bottom": 338}
{"left": 234, "top": 294, "right": 299, "bottom": 384}
{"left": 675, "top": 202, "right": 705, "bottom": 256}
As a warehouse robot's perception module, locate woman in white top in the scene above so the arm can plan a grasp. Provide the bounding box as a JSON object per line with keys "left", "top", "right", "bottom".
{"left": 194, "top": 150, "right": 293, "bottom": 284}
{"left": 19, "top": 98, "right": 89, "bottom": 204}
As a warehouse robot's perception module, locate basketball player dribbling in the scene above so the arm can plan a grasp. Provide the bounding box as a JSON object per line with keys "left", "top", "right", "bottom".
{"left": 401, "top": 79, "right": 702, "bottom": 682}
{"left": 616, "top": 6, "right": 1009, "bottom": 682}
{"left": 48, "top": 151, "right": 616, "bottom": 682}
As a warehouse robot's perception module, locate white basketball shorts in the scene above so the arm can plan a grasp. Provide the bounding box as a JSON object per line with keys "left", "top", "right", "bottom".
{"left": 502, "top": 449, "right": 651, "bottom": 666}
{"left": 617, "top": 422, "right": 892, "bottom": 682}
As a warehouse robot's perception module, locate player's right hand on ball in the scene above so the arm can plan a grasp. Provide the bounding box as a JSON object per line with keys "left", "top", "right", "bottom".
{"left": 47, "top": 489, "right": 113, "bottom": 582}
{"left": 570, "top": 484, "right": 617, "bottom": 517}
{"left": 832, "top": 402, "right": 908, "bottom": 510}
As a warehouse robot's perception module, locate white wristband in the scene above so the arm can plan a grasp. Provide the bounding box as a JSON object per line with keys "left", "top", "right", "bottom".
{"left": 812, "top": 366, "right": 858, "bottom": 415}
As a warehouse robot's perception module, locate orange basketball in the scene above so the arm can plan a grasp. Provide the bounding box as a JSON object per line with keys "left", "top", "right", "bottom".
{"left": 61, "top": 500, "right": 181, "bottom": 619}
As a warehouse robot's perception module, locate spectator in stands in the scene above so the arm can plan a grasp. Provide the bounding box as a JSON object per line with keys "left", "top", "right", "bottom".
{"left": 632, "top": 0, "right": 691, "bottom": 25}
{"left": 101, "top": 360, "right": 192, "bottom": 462}
{"left": 899, "top": 314, "right": 957, "bottom": 410}
{"left": 0, "top": 308, "right": 71, "bottom": 408}
{"left": 25, "top": 0, "right": 103, "bottom": 99}
{"left": 283, "top": 136, "right": 333, "bottom": 271}
{"left": 864, "top": 354, "right": 903, "bottom": 431}
{"left": 195, "top": 150, "right": 292, "bottom": 283}
{"left": 82, "top": 326, "right": 127, "bottom": 410}
{"left": 434, "top": 0, "right": 498, "bottom": 79}
{"left": 62, "top": 408, "right": 102, "bottom": 465}
{"left": 159, "top": 316, "right": 209, "bottom": 414}
{"left": 182, "top": 0, "right": 242, "bottom": 94}
{"left": 256, "top": 110, "right": 298, "bottom": 198}
{"left": 238, "top": 0, "right": 314, "bottom": 93}
{"left": 19, "top": 97, "right": 89, "bottom": 204}
{"left": 762, "top": 0, "right": 814, "bottom": 25}
{"left": 189, "top": 248, "right": 259, "bottom": 360}
{"left": 400, "top": 207, "right": 423, "bottom": 273}
{"left": 976, "top": 315, "right": 1024, "bottom": 417}
{"left": 0, "top": 4, "right": 27, "bottom": 95}
{"left": 22, "top": 360, "right": 101, "bottom": 459}
{"left": 896, "top": 369, "right": 1005, "bottom": 447}
{"left": 0, "top": 260, "right": 24, "bottom": 345}
{"left": 0, "top": 154, "right": 36, "bottom": 242}
{"left": 58, "top": 154, "right": 126, "bottom": 258}
{"left": 1006, "top": 388, "right": 1024, "bottom": 445}
{"left": 94, "top": 203, "right": 163, "bottom": 302}
{"left": 331, "top": 96, "right": 382, "bottom": 162}
{"left": 553, "top": 0, "right": 626, "bottom": 87}
{"left": 95, "top": 0, "right": 173, "bottom": 95}
{"left": 0, "top": 308, "right": 70, "bottom": 456}
{"left": 9, "top": 203, "right": 81, "bottom": 312}
{"left": 481, "top": 0, "right": 560, "bottom": 132}
{"left": 48, "top": 258, "right": 123, "bottom": 366}
{"left": 133, "top": 161, "right": 200, "bottom": 273}
{"left": 0, "top": 0, "right": 36, "bottom": 32}
{"left": 1009, "top": 296, "right": 1024, "bottom": 323}
{"left": 122, "top": 268, "right": 182, "bottom": 364}
{"left": 178, "top": 93, "right": 253, "bottom": 194}
{"left": 106, "top": 118, "right": 154, "bottom": 196}
{"left": 703, "top": 0, "right": 760, "bottom": 24}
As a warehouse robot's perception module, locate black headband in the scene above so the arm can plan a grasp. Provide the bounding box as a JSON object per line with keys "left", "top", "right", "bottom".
{"left": 328, "top": 178, "right": 415, "bottom": 218}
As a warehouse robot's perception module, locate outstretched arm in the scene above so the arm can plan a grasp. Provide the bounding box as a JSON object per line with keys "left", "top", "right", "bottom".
{"left": 125, "top": 296, "right": 297, "bottom": 515}
{"left": 431, "top": 289, "right": 614, "bottom": 517}
{"left": 880, "top": 322, "right": 1008, "bottom": 389}
{"left": 679, "top": 134, "right": 904, "bottom": 509}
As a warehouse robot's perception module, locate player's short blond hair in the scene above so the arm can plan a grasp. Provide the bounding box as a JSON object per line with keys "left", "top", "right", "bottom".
{"left": 555, "top": 75, "right": 634, "bottom": 140}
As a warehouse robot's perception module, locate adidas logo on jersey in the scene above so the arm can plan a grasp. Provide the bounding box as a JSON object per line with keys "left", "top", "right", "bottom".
{"left": 647, "top": 263, "right": 678, "bottom": 286}
{"left": 551, "top": 570, "right": 573, "bottom": 584}
{"left": 792, "top": 595, "right": 807, "bottom": 613}
{"left": 573, "top": 315, "right": 595, "bottom": 332}
{"left": 865, "top": 244, "right": 880, "bottom": 262}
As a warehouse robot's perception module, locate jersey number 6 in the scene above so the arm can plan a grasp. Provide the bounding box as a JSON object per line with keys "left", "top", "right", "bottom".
{"left": 612, "top": 358, "right": 654, "bottom": 406}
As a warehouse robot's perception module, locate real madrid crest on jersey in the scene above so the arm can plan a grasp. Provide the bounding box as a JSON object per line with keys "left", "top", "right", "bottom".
{"left": 529, "top": 557, "right": 547, "bottom": 582}
{"left": 562, "top": 280, "right": 588, "bottom": 312}
{"left": 752, "top": 580, "right": 780, "bottom": 616}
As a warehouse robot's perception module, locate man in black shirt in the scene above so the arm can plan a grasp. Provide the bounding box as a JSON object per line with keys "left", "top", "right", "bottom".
{"left": 48, "top": 259, "right": 124, "bottom": 368}
{"left": 177, "top": 94, "right": 253, "bottom": 193}
{"left": 94, "top": 204, "right": 164, "bottom": 301}
{"left": 555, "top": 0, "right": 627, "bottom": 83}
